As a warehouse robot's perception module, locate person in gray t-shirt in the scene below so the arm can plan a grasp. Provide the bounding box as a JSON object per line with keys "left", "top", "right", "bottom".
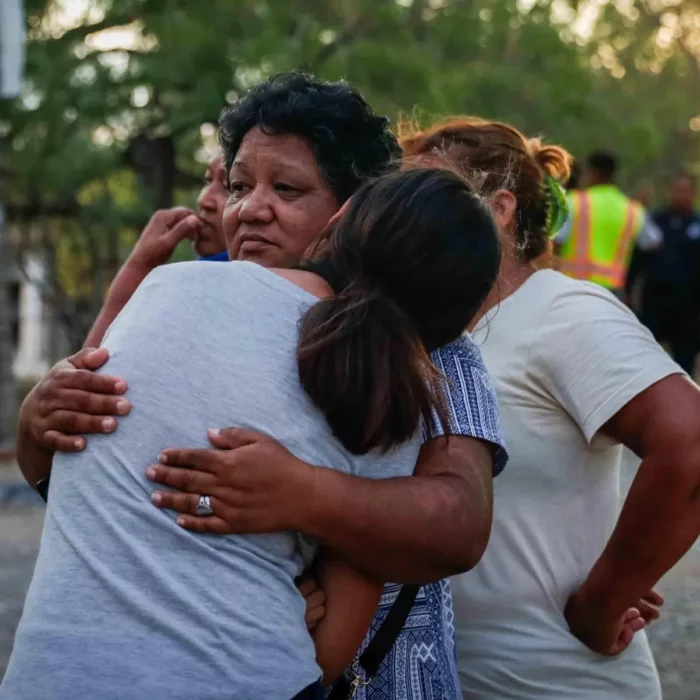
{"left": 2, "top": 167, "right": 500, "bottom": 700}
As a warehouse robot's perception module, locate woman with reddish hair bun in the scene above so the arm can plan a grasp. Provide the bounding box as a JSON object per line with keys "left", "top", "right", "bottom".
{"left": 403, "top": 117, "right": 700, "bottom": 700}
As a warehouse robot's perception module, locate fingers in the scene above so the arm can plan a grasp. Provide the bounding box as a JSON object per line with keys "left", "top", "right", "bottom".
{"left": 44, "top": 431, "right": 86, "bottom": 453}
{"left": 158, "top": 448, "right": 225, "bottom": 474}
{"left": 616, "top": 626, "right": 636, "bottom": 653}
{"left": 297, "top": 577, "right": 317, "bottom": 598}
{"left": 306, "top": 588, "right": 327, "bottom": 610}
{"left": 149, "top": 490, "right": 231, "bottom": 535}
{"left": 43, "top": 411, "right": 119, "bottom": 437}
{"left": 643, "top": 590, "right": 664, "bottom": 607}
{"left": 164, "top": 214, "right": 201, "bottom": 247}
{"left": 622, "top": 607, "right": 642, "bottom": 623}
{"left": 151, "top": 490, "right": 201, "bottom": 514}
{"left": 158, "top": 207, "right": 195, "bottom": 228}
{"left": 45, "top": 389, "right": 130, "bottom": 417}
{"left": 638, "top": 600, "right": 661, "bottom": 624}
{"left": 146, "top": 464, "right": 218, "bottom": 494}
{"left": 304, "top": 590, "right": 327, "bottom": 630}
{"left": 615, "top": 608, "right": 645, "bottom": 655}
{"left": 208, "top": 426, "right": 266, "bottom": 450}
{"left": 51, "top": 367, "right": 128, "bottom": 396}
{"left": 173, "top": 514, "right": 232, "bottom": 535}
{"left": 69, "top": 347, "right": 110, "bottom": 371}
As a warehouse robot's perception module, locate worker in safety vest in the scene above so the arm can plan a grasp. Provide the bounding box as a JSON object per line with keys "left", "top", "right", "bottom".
{"left": 555, "top": 151, "right": 660, "bottom": 295}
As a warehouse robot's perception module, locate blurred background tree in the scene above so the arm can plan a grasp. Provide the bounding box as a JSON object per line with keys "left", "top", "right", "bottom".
{"left": 1, "top": 0, "right": 699, "bottom": 354}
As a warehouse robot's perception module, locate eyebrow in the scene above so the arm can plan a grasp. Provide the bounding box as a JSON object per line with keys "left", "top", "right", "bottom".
{"left": 230, "top": 158, "right": 316, "bottom": 182}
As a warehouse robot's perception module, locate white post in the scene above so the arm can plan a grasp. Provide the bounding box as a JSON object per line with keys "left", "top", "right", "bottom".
{"left": 13, "top": 254, "right": 49, "bottom": 381}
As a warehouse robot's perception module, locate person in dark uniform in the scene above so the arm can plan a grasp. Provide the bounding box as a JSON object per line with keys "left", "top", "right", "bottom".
{"left": 627, "top": 172, "right": 700, "bottom": 375}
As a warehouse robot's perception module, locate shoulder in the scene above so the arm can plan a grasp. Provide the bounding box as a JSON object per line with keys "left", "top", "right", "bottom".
{"left": 530, "top": 273, "right": 650, "bottom": 363}
{"left": 529, "top": 270, "right": 634, "bottom": 329}
{"left": 432, "top": 333, "right": 486, "bottom": 371}
{"left": 526, "top": 274, "right": 682, "bottom": 440}
{"left": 514, "top": 270, "right": 662, "bottom": 374}
{"left": 142, "top": 260, "right": 232, "bottom": 287}
{"left": 429, "top": 335, "right": 508, "bottom": 476}
{"left": 630, "top": 199, "right": 644, "bottom": 216}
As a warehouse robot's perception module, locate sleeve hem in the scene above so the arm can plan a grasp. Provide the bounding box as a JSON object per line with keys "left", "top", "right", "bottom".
{"left": 581, "top": 364, "right": 685, "bottom": 443}
{"left": 424, "top": 428, "right": 508, "bottom": 478}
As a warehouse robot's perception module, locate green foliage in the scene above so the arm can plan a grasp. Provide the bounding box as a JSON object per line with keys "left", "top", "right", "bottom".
{"left": 2, "top": 0, "right": 700, "bottom": 351}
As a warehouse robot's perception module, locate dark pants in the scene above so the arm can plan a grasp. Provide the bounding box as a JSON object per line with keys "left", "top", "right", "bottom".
{"left": 640, "top": 300, "right": 700, "bottom": 376}
{"left": 292, "top": 682, "right": 325, "bottom": 700}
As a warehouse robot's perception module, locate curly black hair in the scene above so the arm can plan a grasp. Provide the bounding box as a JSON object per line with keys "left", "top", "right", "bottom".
{"left": 218, "top": 71, "right": 401, "bottom": 203}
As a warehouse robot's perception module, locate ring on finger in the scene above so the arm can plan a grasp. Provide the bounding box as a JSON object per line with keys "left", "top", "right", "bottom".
{"left": 195, "top": 495, "right": 214, "bottom": 517}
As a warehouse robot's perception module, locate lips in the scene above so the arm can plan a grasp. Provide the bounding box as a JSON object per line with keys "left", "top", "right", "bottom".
{"left": 239, "top": 232, "right": 275, "bottom": 247}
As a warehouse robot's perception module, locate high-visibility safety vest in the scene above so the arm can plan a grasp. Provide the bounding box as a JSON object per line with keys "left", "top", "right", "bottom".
{"left": 559, "top": 185, "right": 644, "bottom": 290}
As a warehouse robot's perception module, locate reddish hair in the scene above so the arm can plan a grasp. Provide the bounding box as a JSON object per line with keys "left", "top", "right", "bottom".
{"left": 399, "top": 117, "right": 572, "bottom": 261}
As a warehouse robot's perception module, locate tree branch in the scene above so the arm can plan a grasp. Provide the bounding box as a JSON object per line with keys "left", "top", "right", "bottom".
{"left": 5, "top": 201, "right": 80, "bottom": 221}
{"left": 304, "top": 15, "right": 371, "bottom": 72}
{"left": 44, "top": 15, "right": 139, "bottom": 46}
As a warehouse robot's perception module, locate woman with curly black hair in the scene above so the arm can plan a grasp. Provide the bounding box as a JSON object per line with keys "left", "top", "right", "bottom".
{"left": 14, "top": 73, "right": 507, "bottom": 700}
{"left": 8, "top": 73, "right": 505, "bottom": 700}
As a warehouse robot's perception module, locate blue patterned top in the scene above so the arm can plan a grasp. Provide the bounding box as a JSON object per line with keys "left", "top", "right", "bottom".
{"left": 336, "top": 334, "right": 507, "bottom": 700}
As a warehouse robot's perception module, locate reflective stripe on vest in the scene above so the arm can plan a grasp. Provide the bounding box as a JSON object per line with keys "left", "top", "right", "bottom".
{"left": 560, "top": 193, "right": 639, "bottom": 289}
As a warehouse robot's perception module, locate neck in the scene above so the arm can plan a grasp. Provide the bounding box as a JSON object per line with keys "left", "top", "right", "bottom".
{"left": 470, "top": 248, "right": 536, "bottom": 328}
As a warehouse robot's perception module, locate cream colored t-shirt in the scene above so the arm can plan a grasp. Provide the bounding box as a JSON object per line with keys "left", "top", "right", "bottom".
{"left": 451, "top": 270, "right": 682, "bottom": 700}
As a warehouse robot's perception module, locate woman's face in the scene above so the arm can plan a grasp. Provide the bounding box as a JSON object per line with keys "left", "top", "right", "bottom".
{"left": 222, "top": 127, "right": 340, "bottom": 268}
{"left": 194, "top": 155, "right": 228, "bottom": 257}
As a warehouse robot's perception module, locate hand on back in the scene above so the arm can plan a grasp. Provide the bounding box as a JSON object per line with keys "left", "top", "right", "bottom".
{"left": 22, "top": 347, "right": 130, "bottom": 453}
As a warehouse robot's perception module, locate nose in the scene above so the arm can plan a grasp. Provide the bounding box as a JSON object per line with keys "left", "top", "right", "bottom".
{"left": 237, "top": 185, "right": 275, "bottom": 224}
{"left": 197, "top": 184, "right": 217, "bottom": 213}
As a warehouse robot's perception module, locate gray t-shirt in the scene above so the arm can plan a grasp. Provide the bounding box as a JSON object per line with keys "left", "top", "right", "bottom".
{"left": 2, "top": 261, "right": 421, "bottom": 700}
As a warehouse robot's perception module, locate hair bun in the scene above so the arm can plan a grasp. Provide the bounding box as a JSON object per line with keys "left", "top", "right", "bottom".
{"left": 529, "top": 139, "right": 572, "bottom": 182}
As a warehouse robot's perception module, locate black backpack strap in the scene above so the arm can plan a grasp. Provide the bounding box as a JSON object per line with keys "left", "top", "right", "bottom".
{"left": 36, "top": 475, "right": 50, "bottom": 502}
{"left": 328, "top": 584, "right": 420, "bottom": 699}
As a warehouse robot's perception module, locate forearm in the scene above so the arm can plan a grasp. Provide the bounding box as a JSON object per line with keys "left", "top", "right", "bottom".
{"left": 84, "top": 262, "right": 150, "bottom": 348}
{"left": 16, "top": 393, "right": 54, "bottom": 487}
{"left": 312, "top": 553, "right": 382, "bottom": 684}
{"left": 302, "top": 462, "right": 492, "bottom": 583}
{"left": 576, "top": 449, "right": 700, "bottom": 619}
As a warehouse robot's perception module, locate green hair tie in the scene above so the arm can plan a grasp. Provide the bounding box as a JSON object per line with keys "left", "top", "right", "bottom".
{"left": 544, "top": 175, "right": 568, "bottom": 239}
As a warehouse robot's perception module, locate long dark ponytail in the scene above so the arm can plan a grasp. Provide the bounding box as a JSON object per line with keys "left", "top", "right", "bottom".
{"left": 297, "top": 168, "right": 500, "bottom": 455}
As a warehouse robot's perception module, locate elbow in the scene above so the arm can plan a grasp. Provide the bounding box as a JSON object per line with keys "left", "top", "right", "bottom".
{"left": 451, "top": 512, "right": 492, "bottom": 575}
{"left": 644, "top": 441, "right": 700, "bottom": 505}
{"left": 437, "top": 481, "right": 493, "bottom": 577}
{"left": 314, "top": 645, "right": 354, "bottom": 688}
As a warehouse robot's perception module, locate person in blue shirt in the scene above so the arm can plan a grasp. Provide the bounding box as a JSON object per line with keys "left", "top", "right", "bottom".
{"left": 627, "top": 172, "right": 700, "bottom": 375}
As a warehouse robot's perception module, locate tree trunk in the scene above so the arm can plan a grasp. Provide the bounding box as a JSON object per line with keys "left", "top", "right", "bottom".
{"left": 0, "top": 206, "right": 18, "bottom": 448}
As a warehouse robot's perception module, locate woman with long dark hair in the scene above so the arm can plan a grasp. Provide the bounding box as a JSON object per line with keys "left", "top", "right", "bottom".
{"left": 16, "top": 74, "right": 507, "bottom": 700}
{"left": 2, "top": 166, "right": 500, "bottom": 700}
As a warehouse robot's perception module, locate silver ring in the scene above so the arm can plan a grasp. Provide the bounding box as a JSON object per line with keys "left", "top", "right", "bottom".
{"left": 195, "top": 495, "right": 214, "bottom": 517}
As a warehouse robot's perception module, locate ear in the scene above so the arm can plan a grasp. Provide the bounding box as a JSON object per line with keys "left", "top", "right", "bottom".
{"left": 325, "top": 197, "right": 352, "bottom": 230}
{"left": 314, "top": 197, "right": 353, "bottom": 243}
{"left": 301, "top": 198, "right": 353, "bottom": 260}
{"left": 489, "top": 189, "right": 518, "bottom": 231}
